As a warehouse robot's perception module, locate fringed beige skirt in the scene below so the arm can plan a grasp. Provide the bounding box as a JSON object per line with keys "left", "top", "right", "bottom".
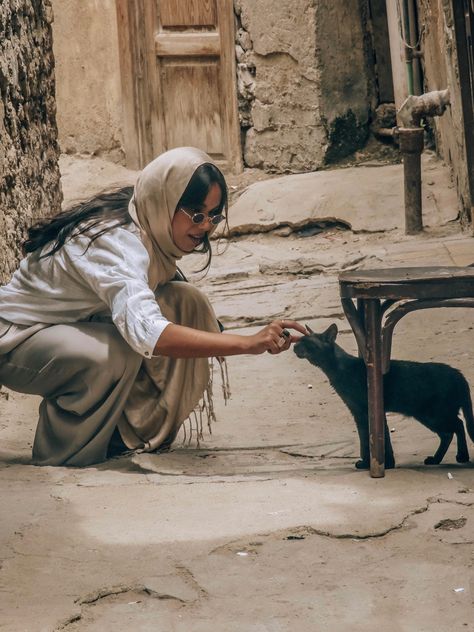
{"left": 0, "top": 282, "right": 229, "bottom": 466}
{"left": 121, "top": 281, "right": 230, "bottom": 452}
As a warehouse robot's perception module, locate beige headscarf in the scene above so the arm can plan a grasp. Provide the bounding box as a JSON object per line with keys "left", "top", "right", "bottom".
{"left": 128, "top": 146, "right": 218, "bottom": 289}
{"left": 121, "top": 147, "right": 230, "bottom": 454}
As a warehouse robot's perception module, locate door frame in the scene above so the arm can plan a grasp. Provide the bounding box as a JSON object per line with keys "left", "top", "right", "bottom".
{"left": 115, "top": 0, "right": 243, "bottom": 173}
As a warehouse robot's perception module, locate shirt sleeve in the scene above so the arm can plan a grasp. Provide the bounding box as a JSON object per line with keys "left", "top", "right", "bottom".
{"left": 61, "top": 225, "right": 171, "bottom": 357}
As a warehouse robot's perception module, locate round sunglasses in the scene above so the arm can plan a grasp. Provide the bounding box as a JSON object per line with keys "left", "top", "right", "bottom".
{"left": 178, "top": 207, "right": 225, "bottom": 226}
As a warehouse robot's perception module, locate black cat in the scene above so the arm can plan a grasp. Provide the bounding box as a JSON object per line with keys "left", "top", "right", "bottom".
{"left": 294, "top": 323, "right": 474, "bottom": 469}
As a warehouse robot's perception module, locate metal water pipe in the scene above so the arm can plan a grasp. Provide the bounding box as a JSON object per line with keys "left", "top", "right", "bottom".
{"left": 397, "top": 89, "right": 451, "bottom": 234}
{"left": 401, "top": 0, "right": 422, "bottom": 97}
{"left": 402, "top": 0, "right": 415, "bottom": 95}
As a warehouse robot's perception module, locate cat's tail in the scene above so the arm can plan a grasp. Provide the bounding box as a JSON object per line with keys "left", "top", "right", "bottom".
{"left": 461, "top": 380, "right": 474, "bottom": 443}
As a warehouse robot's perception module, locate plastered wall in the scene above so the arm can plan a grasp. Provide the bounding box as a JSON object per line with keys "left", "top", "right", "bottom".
{"left": 51, "top": 0, "right": 124, "bottom": 160}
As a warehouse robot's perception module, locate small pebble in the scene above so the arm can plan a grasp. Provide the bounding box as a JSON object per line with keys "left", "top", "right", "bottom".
{"left": 307, "top": 384, "right": 313, "bottom": 389}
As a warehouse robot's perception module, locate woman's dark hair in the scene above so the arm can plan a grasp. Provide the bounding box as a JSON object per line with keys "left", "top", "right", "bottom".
{"left": 23, "top": 161, "right": 228, "bottom": 273}
{"left": 176, "top": 162, "right": 229, "bottom": 273}
{"left": 23, "top": 186, "right": 134, "bottom": 258}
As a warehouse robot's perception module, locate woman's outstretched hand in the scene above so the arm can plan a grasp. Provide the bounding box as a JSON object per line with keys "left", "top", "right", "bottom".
{"left": 154, "top": 320, "right": 307, "bottom": 358}
{"left": 244, "top": 319, "right": 308, "bottom": 355}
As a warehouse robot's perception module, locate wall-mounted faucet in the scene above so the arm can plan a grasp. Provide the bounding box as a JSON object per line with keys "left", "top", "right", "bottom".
{"left": 397, "top": 89, "right": 451, "bottom": 233}
{"left": 398, "top": 89, "right": 450, "bottom": 128}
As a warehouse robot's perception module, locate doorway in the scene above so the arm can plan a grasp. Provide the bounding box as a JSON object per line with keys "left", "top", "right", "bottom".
{"left": 116, "top": 0, "right": 243, "bottom": 173}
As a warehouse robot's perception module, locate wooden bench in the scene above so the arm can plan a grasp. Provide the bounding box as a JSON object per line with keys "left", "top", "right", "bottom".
{"left": 338, "top": 267, "right": 474, "bottom": 477}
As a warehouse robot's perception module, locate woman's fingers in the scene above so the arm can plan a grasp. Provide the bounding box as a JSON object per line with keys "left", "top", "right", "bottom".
{"left": 277, "top": 331, "right": 289, "bottom": 348}
{"left": 274, "top": 320, "right": 306, "bottom": 348}
{"left": 253, "top": 319, "right": 306, "bottom": 355}
{"left": 263, "top": 323, "right": 296, "bottom": 354}
{"left": 268, "top": 333, "right": 282, "bottom": 354}
{"left": 278, "top": 320, "right": 308, "bottom": 336}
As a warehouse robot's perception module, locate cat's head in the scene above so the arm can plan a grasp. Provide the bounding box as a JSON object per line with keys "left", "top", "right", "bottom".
{"left": 293, "top": 323, "right": 338, "bottom": 365}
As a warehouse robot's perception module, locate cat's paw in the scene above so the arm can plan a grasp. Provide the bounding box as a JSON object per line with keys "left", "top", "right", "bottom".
{"left": 355, "top": 459, "right": 395, "bottom": 470}
{"left": 424, "top": 456, "right": 439, "bottom": 465}
{"left": 456, "top": 453, "right": 470, "bottom": 464}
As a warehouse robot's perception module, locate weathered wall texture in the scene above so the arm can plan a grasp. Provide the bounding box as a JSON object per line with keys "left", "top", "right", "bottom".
{"left": 51, "top": 0, "right": 374, "bottom": 174}
{"left": 51, "top": 0, "right": 123, "bottom": 160}
{"left": 235, "top": 0, "right": 373, "bottom": 172}
{"left": 417, "top": 0, "right": 471, "bottom": 225}
{"left": 316, "top": 1, "right": 374, "bottom": 164}
{"left": 0, "top": 0, "right": 61, "bottom": 283}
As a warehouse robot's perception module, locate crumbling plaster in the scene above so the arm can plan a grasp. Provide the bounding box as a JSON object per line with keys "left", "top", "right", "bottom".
{"left": 0, "top": 0, "right": 61, "bottom": 283}
{"left": 235, "top": 0, "right": 373, "bottom": 172}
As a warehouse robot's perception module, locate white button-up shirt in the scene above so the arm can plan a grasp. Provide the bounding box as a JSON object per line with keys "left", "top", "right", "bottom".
{"left": 0, "top": 223, "right": 171, "bottom": 357}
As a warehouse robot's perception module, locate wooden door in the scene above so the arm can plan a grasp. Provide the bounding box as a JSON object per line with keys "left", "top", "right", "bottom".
{"left": 116, "top": 0, "right": 243, "bottom": 173}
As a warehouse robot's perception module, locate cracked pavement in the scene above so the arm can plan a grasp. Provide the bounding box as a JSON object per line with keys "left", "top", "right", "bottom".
{"left": 0, "top": 154, "right": 473, "bottom": 630}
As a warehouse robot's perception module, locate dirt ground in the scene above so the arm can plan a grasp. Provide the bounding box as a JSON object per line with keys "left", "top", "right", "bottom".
{"left": 1, "top": 150, "right": 474, "bottom": 631}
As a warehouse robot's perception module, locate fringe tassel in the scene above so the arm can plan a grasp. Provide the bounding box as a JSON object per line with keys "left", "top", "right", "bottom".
{"left": 181, "top": 356, "right": 231, "bottom": 446}
{"left": 217, "top": 356, "right": 231, "bottom": 402}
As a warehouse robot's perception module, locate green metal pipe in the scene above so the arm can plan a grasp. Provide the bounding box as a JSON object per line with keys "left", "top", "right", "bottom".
{"left": 405, "top": 57, "right": 415, "bottom": 97}
{"left": 402, "top": 0, "right": 415, "bottom": 96}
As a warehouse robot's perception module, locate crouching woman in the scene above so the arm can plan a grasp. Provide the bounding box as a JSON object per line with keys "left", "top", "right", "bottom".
{"left": 0, "top": 147, "right": 306, "bottom": 466}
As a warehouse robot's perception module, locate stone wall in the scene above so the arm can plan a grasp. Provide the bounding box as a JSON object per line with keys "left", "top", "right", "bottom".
{"left": 50, "top": 0, "right": 123, "bottom": 160}
{"left": 235, "top": 0, "right": 374, "bottom": 172}
{"left": 0, "top": 0, "right": 61, "bottom": 283}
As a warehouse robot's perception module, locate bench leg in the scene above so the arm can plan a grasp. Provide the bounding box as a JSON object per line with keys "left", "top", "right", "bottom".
{"left": 364, "top": 299, "right": 385, "bottom": 478}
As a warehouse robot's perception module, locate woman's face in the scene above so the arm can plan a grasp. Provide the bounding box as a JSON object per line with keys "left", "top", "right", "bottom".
{"left": 171, "top": 182, "right": 223, "bottom": 253}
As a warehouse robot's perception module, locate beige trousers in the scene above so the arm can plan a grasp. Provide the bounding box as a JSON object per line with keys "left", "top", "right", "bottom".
{"left": 0, "top": 282, "right": 221, "bottom": 466}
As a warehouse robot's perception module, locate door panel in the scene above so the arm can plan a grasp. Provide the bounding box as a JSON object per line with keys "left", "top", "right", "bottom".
{"left": 159, "top": 0, "right": 216, "bottom": 28}
{"left": 161, "top": 60, "right": 224, "bottom": 154}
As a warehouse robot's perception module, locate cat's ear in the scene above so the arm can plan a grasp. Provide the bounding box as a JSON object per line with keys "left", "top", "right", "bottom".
{"left": 323, "top": 323, "right": 338, "bottom": 343}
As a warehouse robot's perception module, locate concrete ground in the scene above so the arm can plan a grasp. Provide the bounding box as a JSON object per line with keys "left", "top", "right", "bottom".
{"left": 1, "top": 152, "right": 474, "bottom": 631}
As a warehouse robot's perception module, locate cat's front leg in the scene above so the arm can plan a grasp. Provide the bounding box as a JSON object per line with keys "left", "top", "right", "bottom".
{"left": 355, "top": 413, "right": 395, "bottom": 470}
{"left": 384, "top": 419, "right": 395, "bottom": 469}
{"left": 354, "top": 410, "right": 370, "bottom": 470}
